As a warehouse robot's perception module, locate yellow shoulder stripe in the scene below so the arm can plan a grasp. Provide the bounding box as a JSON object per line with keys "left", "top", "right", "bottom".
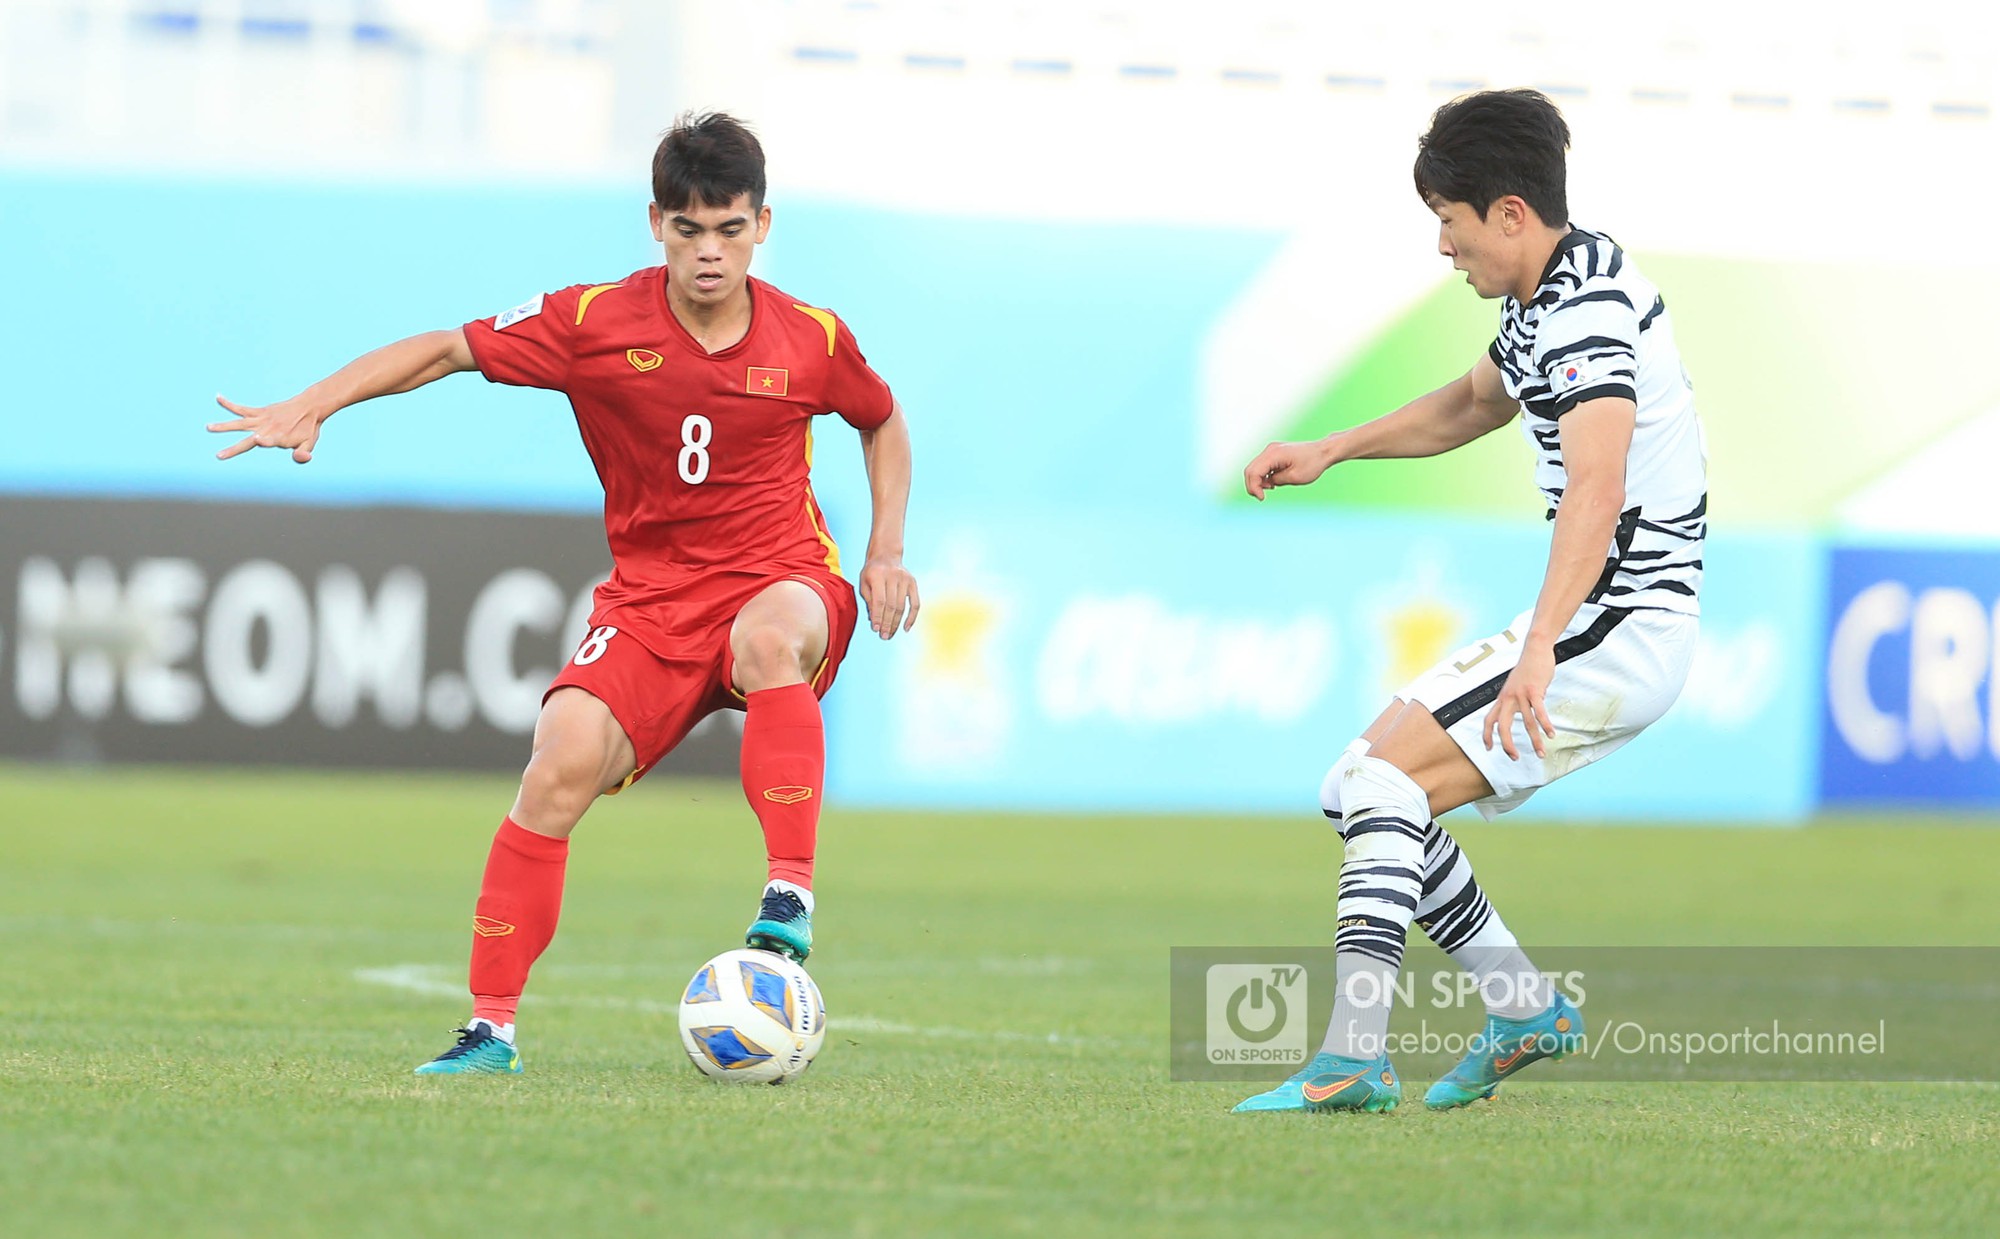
{"left": 575, "top": 283, "right": 623, "bottom": 325}
{"left": 791, "top": 304, "right": 839, "bottom": 356}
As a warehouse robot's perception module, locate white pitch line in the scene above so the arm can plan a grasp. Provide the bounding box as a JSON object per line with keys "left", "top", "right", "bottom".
{"left": 352, "top": 964, "right": 1141, "bottom": 1049}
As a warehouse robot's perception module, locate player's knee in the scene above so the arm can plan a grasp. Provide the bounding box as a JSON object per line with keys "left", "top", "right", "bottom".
{"left": 732, "top": 621, "right": 810, "bottom": 687}
{"left": 514, "top": 746, "right": 606, "bottom": 835}
{"left": 1318, "top": 739, "right": 1373, "bottom": 835}
{"left": 1339, "top": 756, "right": 1430, "bottom": 858}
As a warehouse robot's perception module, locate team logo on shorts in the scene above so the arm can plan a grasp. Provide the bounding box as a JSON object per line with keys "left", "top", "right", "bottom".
{"left": 627, "top": 348, "right": 664, "bottom": 372}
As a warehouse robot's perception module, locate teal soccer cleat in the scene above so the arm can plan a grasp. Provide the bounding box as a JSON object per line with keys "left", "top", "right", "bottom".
{"left": 745, "top": 885, "right": 813, "bottom": 963}
{"left": 1232, "top": 1052, "right": 1402, "bottom": 1114}
{"left": 412, "top": 1021, "right": 522, "bottom": 1075}
{"left": 1424, "top": 992, "right": 1585, "bottom": 1109}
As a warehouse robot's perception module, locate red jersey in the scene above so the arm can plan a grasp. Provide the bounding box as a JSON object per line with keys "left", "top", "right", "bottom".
{"left": 463, "top": 268, "right": 894, "bottom": 648}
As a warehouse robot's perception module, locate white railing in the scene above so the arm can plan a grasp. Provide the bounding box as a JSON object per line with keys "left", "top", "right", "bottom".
{"left": 0, "top": 0, "right": 619, "bottom": 172}
{"left": 0, "top": 0, "right": 1990, "bottom": 177}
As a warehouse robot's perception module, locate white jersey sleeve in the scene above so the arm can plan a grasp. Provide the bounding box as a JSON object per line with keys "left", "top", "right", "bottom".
{"left": 1534, "top": 276, "right": 1642, "bottom": 416}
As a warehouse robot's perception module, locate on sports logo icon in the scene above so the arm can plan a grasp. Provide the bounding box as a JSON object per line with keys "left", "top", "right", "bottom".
{"left": 473, "top": 916, "right": 517, "bottom": 938}
{"left": 1204, "top": 963, "right": 1307, "bottom": 1066}
{"left": 762, "top": 786, "right": 814, "bottom": 805}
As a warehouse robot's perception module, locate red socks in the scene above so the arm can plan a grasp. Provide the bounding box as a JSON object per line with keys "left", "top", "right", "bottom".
{"left": 740, "top": 683, "right": 825, "bottom": 889}
{"left": 462, "top": 687, "right": 819, "bottom": 1028}
{"left": 468, "top": 818, "right": 568, "bottom": 1027}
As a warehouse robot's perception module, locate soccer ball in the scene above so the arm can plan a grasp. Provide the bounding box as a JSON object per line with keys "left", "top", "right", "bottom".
{"left": 677, "top": 948, "right": 826, "bottom": 1084}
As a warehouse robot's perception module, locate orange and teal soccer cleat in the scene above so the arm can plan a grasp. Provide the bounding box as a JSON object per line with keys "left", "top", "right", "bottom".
{"left": 745, "top": 885, "right": 813, "bottom": 963}
{"left": 1424, "top": 992, "right": 1585, "bottom": 1109}
{"left": 412, "top": 1021, "right": 522, "bottom": 1075}
{"left": 1232, "top": 1052, "right": 1402, "bottom": 1114}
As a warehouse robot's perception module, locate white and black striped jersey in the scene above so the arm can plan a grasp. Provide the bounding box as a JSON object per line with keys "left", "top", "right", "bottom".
{"left": 1489, "top": 227, "right": 1707, "bottom": 615}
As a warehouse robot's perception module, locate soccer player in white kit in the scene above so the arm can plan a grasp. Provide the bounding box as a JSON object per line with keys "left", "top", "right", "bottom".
{"left": 1235, "top": 89, "right": 1707, "bottom": 1113}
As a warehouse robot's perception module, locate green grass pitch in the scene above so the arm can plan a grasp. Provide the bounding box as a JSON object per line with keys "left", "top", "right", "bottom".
{"left": 3, "top": 762, "right": 1997, "bottom": 1238}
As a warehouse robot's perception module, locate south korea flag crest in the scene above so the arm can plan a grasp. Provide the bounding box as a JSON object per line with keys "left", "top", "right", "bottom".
{"left": 1548, "top": 355, "right": 1598, "bottom": 394}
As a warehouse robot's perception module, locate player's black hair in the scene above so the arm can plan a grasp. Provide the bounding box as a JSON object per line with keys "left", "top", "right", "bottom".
{"left": 652, "top": 111, "right": 767, "bottom": 213}
{"left": 1413, "top": 89, "right": 1570, "bottom": 225}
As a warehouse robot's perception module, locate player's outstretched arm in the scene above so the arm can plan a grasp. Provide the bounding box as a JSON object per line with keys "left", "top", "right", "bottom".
{"left": 856, "top": 401, "right": 919, "bottom": 639}
{"left": 1242, "top": 352, "right": 1518, "bottom": 499}
{"left": 209, "top": 328, "right": 478, "bottom": 463}
{"left": 1481, "top": 395, "right": 1637, "bottom": 760}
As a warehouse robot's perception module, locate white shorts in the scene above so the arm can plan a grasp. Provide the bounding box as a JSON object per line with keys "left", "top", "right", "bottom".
{"left": 1397, "top": 603, "right": 1699, "bottom": 819}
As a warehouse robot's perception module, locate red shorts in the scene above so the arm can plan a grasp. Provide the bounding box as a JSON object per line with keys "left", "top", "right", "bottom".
{"left": 544, "top": 568, "right": 859, "bottom": 788}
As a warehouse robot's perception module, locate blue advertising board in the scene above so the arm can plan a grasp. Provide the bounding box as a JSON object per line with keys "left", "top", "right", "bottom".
{"left": 825, "top": 512, "right": 1821, "bottom": 821}
{"left": 1821, "top": 545, "right": 2000, "bottom": 806}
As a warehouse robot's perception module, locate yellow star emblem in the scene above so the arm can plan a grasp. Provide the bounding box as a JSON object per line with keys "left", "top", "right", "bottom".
{"left": 1385, "top": 598, "right": 1463, "bottom": 687}
{"left": 918, "top": 594, "right": 997, "bottom": 678}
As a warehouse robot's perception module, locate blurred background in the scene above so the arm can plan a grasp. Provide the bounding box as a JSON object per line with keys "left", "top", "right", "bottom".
{"left": 3, "top": 0, "right": 1997, "bottom": 821}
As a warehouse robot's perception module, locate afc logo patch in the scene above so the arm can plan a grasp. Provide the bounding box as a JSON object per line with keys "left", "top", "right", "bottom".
{"left": 494, "top": 293, "right": 545, "bottom": 330}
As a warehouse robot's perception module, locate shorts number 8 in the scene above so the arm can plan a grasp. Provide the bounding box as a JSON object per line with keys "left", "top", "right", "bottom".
{"left": 574, "top": 625, "right": 619, "bottom": 666}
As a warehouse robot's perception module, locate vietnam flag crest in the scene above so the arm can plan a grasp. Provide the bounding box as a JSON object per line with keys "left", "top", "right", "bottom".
{"left": 746, "top": 366, "right": 790, "bottom": 397}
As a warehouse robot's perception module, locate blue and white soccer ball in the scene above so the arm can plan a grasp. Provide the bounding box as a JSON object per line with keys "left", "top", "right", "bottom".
{"left": 678, "top": 948, "right": 826, "bottom": 1084}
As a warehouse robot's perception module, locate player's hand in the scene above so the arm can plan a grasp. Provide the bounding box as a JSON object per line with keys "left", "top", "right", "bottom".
{"left": 208, "top": 394, "right": 325, "bottom": 464}
{"left": 859, "top": 555, "right": 920, "bottom": 639}
{"left": 1243, "top": 439, "right": 1335, "bottom": 500}
{"left": 1482, "top": 643, "right": 1557, "bottom": 760}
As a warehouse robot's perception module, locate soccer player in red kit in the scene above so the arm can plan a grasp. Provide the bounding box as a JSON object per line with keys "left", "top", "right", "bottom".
{"left": 208, "top": 113, "right": 918, "bottom": 1074}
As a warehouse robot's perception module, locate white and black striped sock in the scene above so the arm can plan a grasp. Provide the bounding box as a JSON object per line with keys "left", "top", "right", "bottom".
{"left": 1321, "top": 756, "right": 1428, "bottom": 1060}
{"left": 1316, "top": 738, "right": 1552, "bottom": 1026}
{"left": 1416, "top": 821, "right": 1549, "bottom": 1021}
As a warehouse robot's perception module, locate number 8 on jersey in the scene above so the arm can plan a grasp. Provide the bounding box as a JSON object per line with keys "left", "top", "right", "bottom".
{"left": 679, "top": 414, "right": 711, "bottom": 485}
